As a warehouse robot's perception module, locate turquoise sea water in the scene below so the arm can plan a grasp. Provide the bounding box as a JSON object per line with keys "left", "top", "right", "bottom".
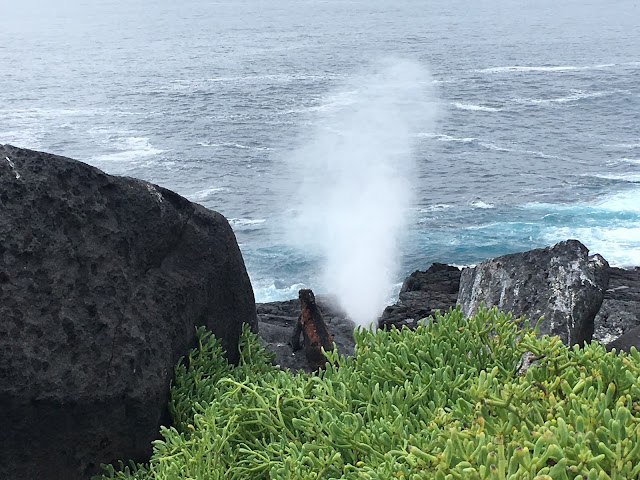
{"left": 1, "top": 0, "right": 639, "bottom": 318}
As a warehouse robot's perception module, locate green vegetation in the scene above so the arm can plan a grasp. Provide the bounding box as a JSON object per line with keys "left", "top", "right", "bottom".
{"left": 97, "top": 307, "right": 640, "bottom": 480}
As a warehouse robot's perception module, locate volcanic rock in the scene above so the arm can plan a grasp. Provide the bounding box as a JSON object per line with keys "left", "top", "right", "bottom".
{"left": 378, "top": 263, "right": 461, "bottom": 329}
{"left": 596, "top": 266, "right": 640, "bottom": 351}
{"left": 0, "top": 145, "right": 256, "bottom": 480}
{"left": 606, "top": 324, "right": 640, "bottom": 353}
{"left": 457, "top": 239, "right": 609, "bottom": 346}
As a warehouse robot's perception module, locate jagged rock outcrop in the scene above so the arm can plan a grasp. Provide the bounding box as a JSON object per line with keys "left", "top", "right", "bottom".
{"left": 457, "top": 239, "right": 609, "bottom": 346}
{"left": 594, "top": 267, "right": 640, "bottom": 346}
{"left": 0, "top": 145, "right": 257, "bottom": 480}
{"left": 378, "top": 263, "right": 461, "bottom": 329}
{"left": 258, "top": 250, "right": 638, "bottom": 368}
{"left": 595, "top": 266, "right": 640, "bottom": 353}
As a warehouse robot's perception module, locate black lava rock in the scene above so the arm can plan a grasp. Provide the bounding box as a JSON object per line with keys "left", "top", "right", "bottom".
{"left": 378, "top": 263, "right": 461, "bottom": 329}
{"left": 0, "top": 145, "right": 256, "bottom": 480}
{"left": 599, "top": 267, "right": 640, "bottom": 352}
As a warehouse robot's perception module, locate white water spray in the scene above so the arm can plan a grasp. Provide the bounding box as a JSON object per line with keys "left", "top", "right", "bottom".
{"left": 285, "top": 59, "right": 437, "bottom": 326}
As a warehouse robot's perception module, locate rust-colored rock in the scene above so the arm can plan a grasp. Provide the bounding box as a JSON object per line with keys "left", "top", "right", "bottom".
{"left": 290, "top": 289, "right": 334, "bottom": 370}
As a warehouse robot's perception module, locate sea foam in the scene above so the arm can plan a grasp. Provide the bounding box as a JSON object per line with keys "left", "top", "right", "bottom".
{"left": 527, "top": 189, "right": 640, "bottom": 266}
{"left": 229, "top": 218, "right": 267, "bottom": 231}
{"left": 543, "top": 225, "right": 640, "bottom": 267}
{"left": 188, "top": 187, "right": 227, "bottom": 202}
{"left": 513, "top": 90, "right": 616, "bottom": 106}
{"left": 453, "top": 102, "right": 501, "bottom": 112}
{"left": 93, "top": 137, "right": 164, "bottom": 163}
{"left": 476, "top": 64, "right": 616, "bottom": 74}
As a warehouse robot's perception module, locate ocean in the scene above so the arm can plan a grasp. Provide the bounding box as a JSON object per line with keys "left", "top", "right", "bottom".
{"left": 2, "top": 0, "right": 639, "bottom": 324}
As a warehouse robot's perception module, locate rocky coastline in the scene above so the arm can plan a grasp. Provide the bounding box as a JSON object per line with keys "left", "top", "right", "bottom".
{"left": 2, "top": 144, "right": 639, "bottom": 479}
{"left": 258, "top": 251, "right": 640, "bottom": 373}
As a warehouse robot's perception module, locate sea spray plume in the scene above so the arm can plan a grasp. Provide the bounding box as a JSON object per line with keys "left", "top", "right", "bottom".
{"left": 285, "top": 59, "right": 437, "bottom": 327}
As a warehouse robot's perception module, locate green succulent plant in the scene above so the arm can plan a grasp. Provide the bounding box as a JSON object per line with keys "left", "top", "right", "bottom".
{"left": 97, "top": 306, "right": 640, "bottom": 480}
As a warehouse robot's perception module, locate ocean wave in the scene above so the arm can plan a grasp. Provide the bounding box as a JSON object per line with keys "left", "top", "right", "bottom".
{"left": 93, "top": 137, "right": 164, "bottom": 162}
{"left": 306, "top": 91, "right": 360, "bottom": 113}
{"left": 453, "top": 102, "right": 501, "bottom": 112}
{"left": 419, "top": 134, "right": 559, "bottom": 159}
{"left": 459, "top": 194, "right": 640, "bottom": 267}
{"left": 0, "top": 129, "right": 42, "bottom": 150}
{"left": 586, "top": 173, "right": 640, "bottom": 183}
{"left": 163, "top": 74, "right": 330, "bottom": 90}
{"left": 254, "top": 281, "right": 308, "bottom": 303}
{"left": 478, "top": 142, "right": 513, "bottom": 152}
{"left": 416, "top": 133, "right": 476, "bottom": 143}
{"left": 420, "top": 204, "right": 454, "bottom": 212}
{"left": 521, "top": 149, "right": 561, "bottom": 160}
{"left": 476, "top": 63, "right": 616, "bottom": 74}
{"left": 470, "top": 200, "right": 495, "bottom": 209}
{"left": 513, "top": 90, "right": 615, "bottom": 105}
{"left": 432, "top": 78, "right": 460, "bottom": 84}
{"left": 188, "top": 187, "right": 227, "bottom": 202}
{"left": 542, "top": 225, "right": 640, "bottom": 267}
{"left": 463, "top": 221, "right": 502, "bottom": 230}
{"left": 229, "top": 218, "right": 267, "bottom": 230}
{"left": 524, "top": 189, "right": 640, "bottom": 213}
{"left": 277, "top": 90, "right": 362, "bottom": 116}
{"left": 450, "top": 263, "right": 475, "bottom": 270}
{"left": 197, "top": 141, "right": 270, "bottom": 150}
{"left": 597, "top": 189, "right": 640, "bottom": 212}
{"left": 620, "top": 158, "right": 640, "bottom": 164}
{"left": 205, "top": 73, "right": 336, "bottom": 83}
{"left": 602, "top": 142, "right": 640, "bottom": 149}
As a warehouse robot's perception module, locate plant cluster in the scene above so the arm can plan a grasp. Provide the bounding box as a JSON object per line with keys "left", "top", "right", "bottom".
{"left": 98, "top": 307, "right": 640, "bottom": 479}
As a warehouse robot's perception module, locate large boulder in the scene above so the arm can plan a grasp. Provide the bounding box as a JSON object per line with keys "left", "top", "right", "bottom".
{"left": 0, "top": 145, "right": 257, "bottom": 479}
{"left": 457, "top": 240, "right": 609, "bottom": 346}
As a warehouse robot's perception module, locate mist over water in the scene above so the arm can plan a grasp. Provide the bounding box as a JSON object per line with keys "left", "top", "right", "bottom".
{"left": 284, "top": 60, "right": 437, "bottom": 326}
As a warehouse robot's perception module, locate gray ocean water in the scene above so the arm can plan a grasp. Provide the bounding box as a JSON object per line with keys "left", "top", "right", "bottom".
{"left": 2, "top": 0, "right": 639, "bottom": 314}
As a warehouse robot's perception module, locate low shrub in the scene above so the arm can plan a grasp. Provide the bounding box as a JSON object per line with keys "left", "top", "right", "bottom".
{"left": 97, "top": 307, "right": 640, "bottom": 479}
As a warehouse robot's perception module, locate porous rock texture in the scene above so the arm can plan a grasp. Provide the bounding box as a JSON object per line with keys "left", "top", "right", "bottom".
{"left": 0, "top": 145, "right": 257, "bottom": 479}
{"left": 378, "top": 263, "right": 461, "bottom": 329}
{"left": 457, "top": 239, "right": 609, "bottom": 346}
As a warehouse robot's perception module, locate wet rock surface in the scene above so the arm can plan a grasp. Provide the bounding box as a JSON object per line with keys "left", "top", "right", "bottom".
{"left": 0, "top": 145, "right": 256, "bottom": 480}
